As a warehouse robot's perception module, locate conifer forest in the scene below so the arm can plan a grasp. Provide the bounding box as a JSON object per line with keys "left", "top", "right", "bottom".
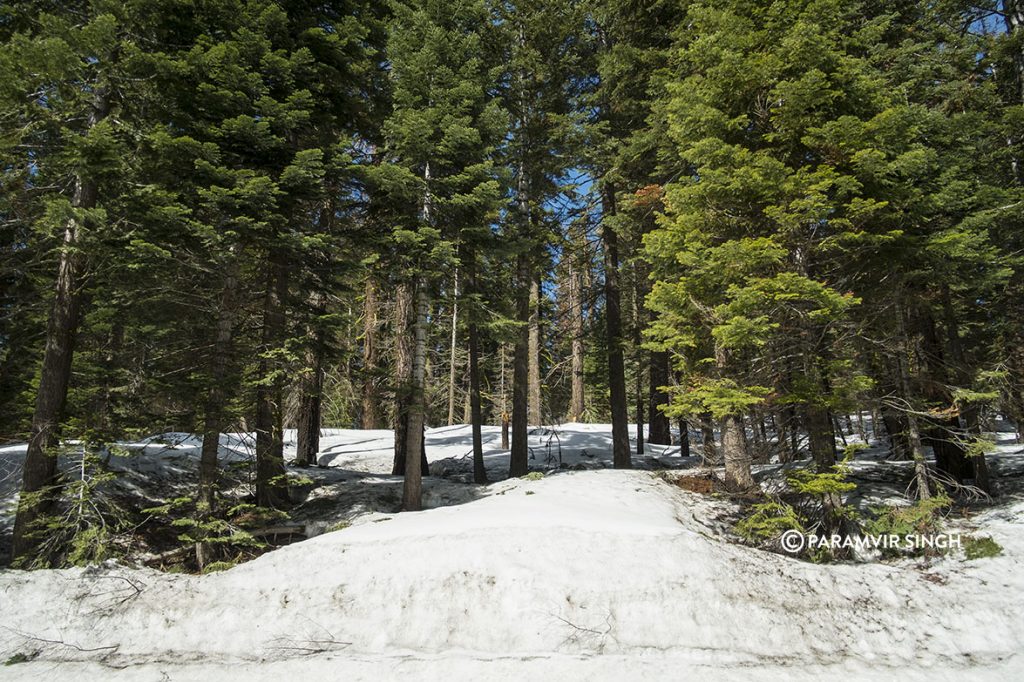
{"left": 2, "top": 1, "right": 1024, "bottom": 679}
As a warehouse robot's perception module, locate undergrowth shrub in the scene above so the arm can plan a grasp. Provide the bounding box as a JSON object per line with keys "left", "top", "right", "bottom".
{"left": 735, "top": 449, "right": 860, "bottom": 562}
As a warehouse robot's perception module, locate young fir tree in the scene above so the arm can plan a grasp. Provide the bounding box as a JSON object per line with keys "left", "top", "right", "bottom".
{"left": 493, "top": 0, "right": 592, "bottom": 476}
{"left": 374, "top": 0, "right": 505, "bottom": 507}
{"left": 2, "top": 0, "right": 161, "bottom": 561}
{"left": 591, "top": 0, "right": 685, "bottom": 453}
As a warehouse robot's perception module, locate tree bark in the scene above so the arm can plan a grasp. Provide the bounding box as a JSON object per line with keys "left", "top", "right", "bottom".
{"left": 509, "top": 253, "right": 531, "bottom": 477}
{"left": 499, "top": 343, "right": 510, "bottom": 449}
{"left": 631, "top": 281, "right": 645, "bottom": 456}
{"left": 403, "top": 279, "right": 428, "bottom": 511}
{"left": 679, "top": 419, "right": 690, "bottom": 457}
{"left": 722, "top": 414, "right": 755, "bottom": 491}
{"left": 447, "top": 268, "right": 460, "bottom": 426}
{"left": 12, "top": 87, "right": 109, "bottom": 562}
{"left": 468, "top": 311, "right": 487, "bottom": 484}
{"left": 700, "top": 413, "right": 718, "bottom": 465}
{"left": 648, "top": 351, "right": 671, "bottom": 444}
{"left": 393, "top": 280, "right": 413, "bottom": 475}
{"left": 195, "top": 261, "right": 239, "bottom": 569}
{"left": 568, "top": 253, "right": 585, "bottom": 422}
{"left": 294, "top": 313, "right": 323, "bottom": 469}
{"left": 361, "top": 276, "right": 382, "bottom": 430}
{"left": 897, "top": 301, "right": 932, "bottom": 501}
{"left": 804, "top": 403, "right": 837, "bottom": 471}
{"left": 939, "top": 287, "right": 992, "bottom": 494}
{"left": 528, "top": 277, "right": 542, "bottom": 426}
{"left": 601, "top": 186, "right": 631, "bottom": 469}
{"left": 255, "top": 251, "right": 289, "bottom": 508}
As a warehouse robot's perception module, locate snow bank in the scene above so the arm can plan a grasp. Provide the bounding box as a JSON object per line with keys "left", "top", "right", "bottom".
{"left": 2, "top": 467, "right": 1023, "bottom": 679}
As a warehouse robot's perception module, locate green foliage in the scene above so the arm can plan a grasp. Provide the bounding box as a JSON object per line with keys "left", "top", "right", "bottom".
{"left": 735, "top": 501, "right": 804, "bottom": 544}
{"left": 143, "top": 499, "right": 287, "bottom": 564}
{"left": 735, "top": 458, "right": 859, "bottom": 562}
{"left": 522, "top": 471, "right": 544, "bottom": 481}
{"left": 4, "top": 652, "right": 37, "bottom": 666}
{"left": 665, "top": 378, "right": 771, "bottom": 420}
{"left": 787, "top": 462, "right": 857, "bottom": 498}
{"left": 862, "top": 494, "right": 953, "bottom": 557}
{"left": 15, "top": 450, "right": 130, "bottom": 569}
{"left": 963, "top": 535, "right": 1003, "bottom": 560}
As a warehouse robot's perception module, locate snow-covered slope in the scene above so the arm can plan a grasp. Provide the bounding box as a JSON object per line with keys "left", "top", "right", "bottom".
{"left": 2, "top": 463, "right": 1023, "bottom": 680}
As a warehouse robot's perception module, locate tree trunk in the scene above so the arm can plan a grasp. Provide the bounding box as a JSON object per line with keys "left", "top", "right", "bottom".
{"left": 648, "top": 351, "right": 671, "bottom": 444}
{"left": 509, "top": 254, "right": 531, "bottom": 477}
{"left": 881, "top": 407, "right": 910, "bottom": 459}
{"left": 679, "top": 419, "right": 690, "bottom": 457}
{"left": 403, "top": 279, "right": 428, "bottom": 511}
{"left": 393, "top": 280, "right": 413, "bottom": 475}
{"left": 939, "top": 287, "right": 992, "bottom": 494}
{"left": 568, "top": 254, "right": 585, "bottom": 422}
{"left": 631, "top": 282, "right": 644, "bottom": 456}
{"left": 715, "top": 346, "right": 755, "bottom": 490}
{"left": 468, "top": 313, "right": 487, "bottom": 484}
{"left": 897, "top": 302, "right": 932, "bottom": 501}
{"left": 722, "top": 414, "right": 755, "bottom": 491}
{"left": 12, "top": 88, "right": 109, "bottom": 562}
{"left": 361, "top": 276, "right": 382, "bottom": 430}
{"left": 447, "top": 269, "right": 460, "bottom": 426}
{"left": 196, "top": 261, "right": 239, "bottom": 569}
{"left": 294, "top": 354, "right": 323, "bottom": 468}
{"left": 464, "top": 250, "right": 488, "bottom": 484}
{"left": 255, "top": 252, "right": 289, "bottom": 508}
{"left": 499, "top": 344, "right": 510, "bottom": 449}
{"left": 804, "top": 403, "right": 837, "bottom": 471}
{"left": 602, "top": 186, "right": 631, "bottom": 469}
{"left": 527, "top": 277, "right": 542, "bottom": 426}
{"left": 700, "top": 414, "right": 718, "bottom": 465}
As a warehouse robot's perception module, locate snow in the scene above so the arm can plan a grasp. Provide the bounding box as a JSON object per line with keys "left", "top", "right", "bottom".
{"left": 1, "top": 423, "right": 1024, "bottom": 679}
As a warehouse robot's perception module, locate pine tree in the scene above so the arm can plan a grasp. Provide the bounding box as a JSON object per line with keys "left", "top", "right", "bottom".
{"left": 375, "top": 0, "right": 505, "bottom": 506}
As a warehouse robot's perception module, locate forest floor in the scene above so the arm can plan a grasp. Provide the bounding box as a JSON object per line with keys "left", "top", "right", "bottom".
{"left": 1, "top": 422, "right": 1023, "bottom": 680}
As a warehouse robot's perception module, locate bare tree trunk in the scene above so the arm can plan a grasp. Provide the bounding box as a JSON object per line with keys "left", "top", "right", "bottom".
{"left": 13, "top": 88, "right": 109, "bottom": 562}
{"left": 528, "top": 277, "right": 542, "bottom": 426}
{"left": 679, "top": 419, "right": 690, "bottom": 457}
{"left": 714, "top": 346, "right": 754, "bottom": 490}
{"left": 294, "top": 363, "right": 322, "bottom": 467}
{"left": 393, "top": 280, "right": 413, "bottom": 475}
{"left": 750, "top": 412, "right": 766, "bottom": 463}
{"left": 804, "top": 403, "right": 836, "bottom": 471}
{"left": 568, "top": 254, "right": 585, "bottom": 422}
{"left": 361, "top": 276, "right": 382, "bottom": 430}
{"left": 295, "top": 289, "right": 326, "bottom": 467}
{"left": 940, "top": 287, "right": 992, "bottom": 494}
{"left": 510, "top": 254, "right": 531, "bottom": 477}
{"left": 403, "top": 280, "right": 428, "bottom": 511}
{"left": 256, "top": 253, "right": 289, "bottom": 508}
{"left": 447, "top": 269, "right": 460, "bottom": 426}
{"left": 602, "top": 186, "right": 631, "bottom": 469}
{"left": 897, "top": 302, "right": 932, "bottom": 501}
{"left": 499, "top": 343, "right": 510, "bottom": 449}
{"left": 700, "top": 413, "right": 718, "bottom": 465}
{"left": 648, "top": 351, "right": 671, "bottom": 444}
{"left": 468, "top": 301, "right": 487, "bottom": 484}
{"left": 722, "top": 413, "right": 755, "bottom": 491}
{"left": 631, "top": 281, "right": 644, "bottom": 456}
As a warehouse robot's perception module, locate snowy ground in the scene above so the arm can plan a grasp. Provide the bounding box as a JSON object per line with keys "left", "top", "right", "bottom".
{"left": 1, "top": 422, "right": 1023, "bottom": 679}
